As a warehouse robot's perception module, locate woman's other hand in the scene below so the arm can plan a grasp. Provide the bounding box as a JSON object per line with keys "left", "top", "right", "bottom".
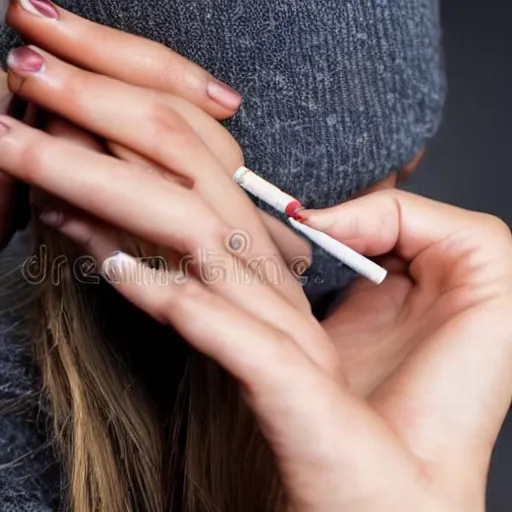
{"left": 1, "top": 79, "right": 512, "bottom": 508}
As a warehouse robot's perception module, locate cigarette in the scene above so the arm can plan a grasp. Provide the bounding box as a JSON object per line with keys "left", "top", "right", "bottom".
{"left": 233, "top": 166, "right": 303, "bottom": 218}
{"left": 288, "top": 218, "right": 387, "bottom": 285}
{"left": 232, "top": 166, "right": 387, "bottom": 285}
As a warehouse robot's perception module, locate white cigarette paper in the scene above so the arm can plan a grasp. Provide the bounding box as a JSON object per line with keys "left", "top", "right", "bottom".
{"left": 232, "top": 166, "right": 387, "bottom": 285}
{"left": 288, "top": 218, "right": 388, "bottom": 285}
{"left": 233, "top": 167, "right": 299, "bottom": 215}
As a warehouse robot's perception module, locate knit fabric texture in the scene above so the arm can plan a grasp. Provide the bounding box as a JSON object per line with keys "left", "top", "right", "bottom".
{"left": 0, "top": 0, "right": 446, "bottom": 509}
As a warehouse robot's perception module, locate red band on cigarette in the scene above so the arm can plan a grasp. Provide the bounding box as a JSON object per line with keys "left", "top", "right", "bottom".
{"left": 285, "top": 200, "right": 303, "bottom": 218}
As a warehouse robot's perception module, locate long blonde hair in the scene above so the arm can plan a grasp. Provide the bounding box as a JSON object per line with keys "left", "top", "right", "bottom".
{"left": 24, "top": 218, "right": 282, "bottom": 511}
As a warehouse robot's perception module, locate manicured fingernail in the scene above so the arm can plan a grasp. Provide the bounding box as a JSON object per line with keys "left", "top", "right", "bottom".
{"left": 0, "top": 120, "right": 10, "bottom": 137}
{"left": 291, "top": 208, "right": 307, "bottom": 222}
{"left": 207, "top": 80, "right": 242, "bottom": 110}
{"left": 102, "top": 251, "right": 136, "bottom": 284}
{"left": 7, "top": 47, "right": 45, "bottom": 75}
{"left": 39, "top": 209, "right": 64, "bottom": 228}
{"left": 19, "top": 0, "right": 59, "bottom": 19}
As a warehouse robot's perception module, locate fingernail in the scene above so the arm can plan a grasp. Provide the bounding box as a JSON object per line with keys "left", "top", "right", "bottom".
{"left": 39, "top": 209, "right": 64, "bottom": 228}
{"left": 7, "top": 46, "right": 45, "bottom": 75}
{"left": 102, "top": 251, "right": 136, "bottom": 284}
{"left": 0, "top": 120, "right": 10, "bottom": 137}
{"left": 207, "top": 80, "right": 242, "bottom": 111}
{"left": 19, "top": 0, "right": 60, "bottom": 20}
{"left": 299, "top": 211, "right": 335, "bottom": 231}
{"left": 291, "top": 209, "right": 307, "bottom": 222}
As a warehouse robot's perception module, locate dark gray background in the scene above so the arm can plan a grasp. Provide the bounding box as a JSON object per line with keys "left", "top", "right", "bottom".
{"left": 406, "top": 0, "right": 511, "bottom": 224}
{"left": 403, "top": 0, "right": 512, "bottom": 509}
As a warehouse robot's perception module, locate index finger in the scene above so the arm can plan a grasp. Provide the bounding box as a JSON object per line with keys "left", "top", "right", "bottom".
{"left": 6, "top": 0, "right": 242, "bottom": 119}
{"left": 300, "top": 189, "right": 512, "bottom": 262}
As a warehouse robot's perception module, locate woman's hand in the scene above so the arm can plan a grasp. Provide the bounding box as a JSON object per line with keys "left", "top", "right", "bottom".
{"left": 1, "top": 78, "right": 511, "bottom": 510}
{"left": 3, "top": 5, "right": 509, "bottom": 509}
{"left": 7, "top": 0, "right": 242, "bottom": 118}
{"left": 2, "top": 0, "right": 315, "bottom": 310}
{"left": 0, "top": 0, "right": 238, "bottom": 249}
{"left": 1, "top": 0, "right": 425, "bottom": 262}
{"left": 3, "top": 0, "right": 312, "bottom": 268}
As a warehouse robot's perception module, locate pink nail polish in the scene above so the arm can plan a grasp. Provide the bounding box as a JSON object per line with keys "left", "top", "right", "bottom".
{"left": 19, "top": 0, "right": 59, "bottom": 19}
{"left": 0, "top": 120, "right": 10, "bottom": 137}
{"left": 7, "top": 47, "right": 45, "bottom": 75}
{"left": 207, "top": 80, "right": 242, "bottom": 111}
{"left": 291, "top": 209, "right": 307, "bottom": 222}
{"left": 285, "top": 200, "right": 304, "bottom": 220}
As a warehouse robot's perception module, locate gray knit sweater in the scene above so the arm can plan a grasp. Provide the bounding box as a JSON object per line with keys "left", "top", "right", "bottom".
{"left": 0, "top": 1, "right": 446, "bottom": 509}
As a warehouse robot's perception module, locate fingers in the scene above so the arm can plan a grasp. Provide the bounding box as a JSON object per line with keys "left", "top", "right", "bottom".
{"left": 90, "top": 251, "right": 418, "bottom": 507}
{"left": 6, "top": 47, "right": 243, "bottom": 172}
{"left": 103, "top": 253, "right": 310, "bottom": 387}
{"left": 4, "top": 47, "right": 242, "bottom": 219}
{"left": 7, "top": 0, "right": 241, "bottom": 119}
{"left": 0, "top": 116, "right": 224, "bottom": 251}
{"left": 41, "top": 111, "right": 103, "bottom": 150}
{"left": 26, "top": 113, "right": 325, "bottom": 369}
{"left": 258, "top": 211, "right": 312, "bottom": 271}
{"left": 30, "top": 112, "right": 106, "bottom": 212}
{"left": 45, "top": 113, "right": 312, "bottom": 283}
{"left": 5, "top": 46, "right": 248, "bottom": 225}
{"left": 37, "top": 201, "right": 335, "bottom": 373}
{"left": 300, "top": 189, "right": 512, "bottom": 263}
{"left": 0, "top": 119, "right": 316, "bottom": 340}
{"left": 4, "top": 47, "right": 309, "bottom": 309}
{"left": 5, "top": 47, "right": 242, "bottom": 222}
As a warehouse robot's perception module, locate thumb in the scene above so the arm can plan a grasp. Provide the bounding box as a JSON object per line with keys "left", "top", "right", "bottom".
{"left": 298, "top": 189, "right": 505, "bottom": 261}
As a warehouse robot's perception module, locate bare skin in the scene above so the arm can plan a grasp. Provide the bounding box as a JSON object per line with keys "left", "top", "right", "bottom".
{"left": 7, "top": 7, "right": 505, "bottom": 512}
{"left": 0, "top": 0, "right": 423, "bottom": 251}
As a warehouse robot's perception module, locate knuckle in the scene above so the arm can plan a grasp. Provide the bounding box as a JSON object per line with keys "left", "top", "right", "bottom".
{"left": 183, "top": 208, "right": 230, "bottom": 254}
{"left": 148, "top": 99, "right": 196, "bottom": 155}
{"left": 268, "top": 330, "right": 300, "bottom": 361}
{"left": 483, "top": 214, "right": 510, "bottom": 238}
{"left": 154, "top": 278, "right": 205, "bottom": 321}
{"left": 204, "top": 217, "right": 231, "bottom": 248}
{"left": 375, "top": 187, "right": 404, "bottom": 202}
{"left": 472, "top": 213, "right": 512, "bottom": 243}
